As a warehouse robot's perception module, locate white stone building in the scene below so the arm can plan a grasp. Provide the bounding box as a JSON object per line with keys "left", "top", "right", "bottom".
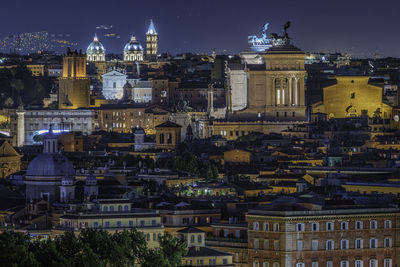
{"left": 227, "top": 63, "right": 248, "bottom": 111}
{"left": 127, "top": 80, "right": 152, "bottom": 103}
{"left": 102, "top": 70, "right": 127, "bottom": 100}
{"left": 11, "top": 108, "right": 95, "bottom": 146}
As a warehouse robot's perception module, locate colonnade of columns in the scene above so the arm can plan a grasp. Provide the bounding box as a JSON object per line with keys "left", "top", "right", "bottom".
{"left": 273, "top": 76, "right": 304, "bottom": 106}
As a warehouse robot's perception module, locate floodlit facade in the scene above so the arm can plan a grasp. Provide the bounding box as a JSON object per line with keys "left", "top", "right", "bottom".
{"left": 124, "top": 34, "right": 144, "bottom": 62}
{"left": 86, "top": 34, "right": 106, "bottom": 62}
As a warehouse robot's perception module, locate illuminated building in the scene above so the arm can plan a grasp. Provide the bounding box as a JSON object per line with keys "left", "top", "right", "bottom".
{"left": 179, "top": 227, "right": 234, "bottom": 266}
{"left": 207, "top": 23, "right": 307, "bottom": 140}
{"left": 247, "top": 206, "right": 398, "bottom": 267}
{"left": 11, "top": 107, "right": 94, "bottom": 146}
{"left": 124, "top": 34, "right": 144, "bottom": 62}
{"left": 97, "top": 104, "right": 169, "bottom": 134}
{"left": 312, "top": 76, "right": 392, "bottom": 119}
{"left": 86, "top": 34, "right": 106, "bottom": 62}
{"left": 146, "top": 19, "right": 158, "bottom": 61}
{"left": 227, "top": 63, "right": 248, "bottom": 112}
{"left": 58, "top": 200, "right": 164, "bottom": 249}
{"left": 101, "top": 69, "right": 127, "bottom": 100}
{"left": 155, "top": 121, "right": 182, "bottom": 150}
{"left": 0, "top": 140, "right": 22, "bottom": 178}
{"left": 58, "top": 48, "right": 91, "bottom": 109}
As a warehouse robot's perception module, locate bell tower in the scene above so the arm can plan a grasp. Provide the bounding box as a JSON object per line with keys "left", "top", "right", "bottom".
{"left": 146, "top": 19, "right": 158, "bottom": 61}
{"left": 58, "top": 48, "right": 90, "bottom": 109}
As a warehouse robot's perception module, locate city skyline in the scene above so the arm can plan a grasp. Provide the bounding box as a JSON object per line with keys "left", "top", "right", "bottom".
{"left": 1, "top": 0, "right": 399, "bottom": 57}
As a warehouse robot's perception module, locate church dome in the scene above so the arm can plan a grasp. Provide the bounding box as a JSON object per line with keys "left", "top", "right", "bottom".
{"left": 87, "top": 34, "right": 106, "bottom": 55}
{"left": 124, "top": 35, "right": 143, "bottom": 52}
{"left": 26, "top": 153, "right": 75, "bottom": 177}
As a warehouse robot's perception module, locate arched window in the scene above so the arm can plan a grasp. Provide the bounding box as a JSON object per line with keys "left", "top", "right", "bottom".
{"left": 263, "top": 222, "right": 269, "bottom": 231}
{"left": 253, "top": 222, "right": 259, "bottom": 231}
{"left": 110, "top": 206, "right": 114, "bottom": 212}
{"left": 118, "top": 205, "right": 122, "bottom": 212}
{"left": 124, "top": 205, "right": 129, "bottom": 212}
{"left": 103, "top": 206, "right": 108, "bottom": 212}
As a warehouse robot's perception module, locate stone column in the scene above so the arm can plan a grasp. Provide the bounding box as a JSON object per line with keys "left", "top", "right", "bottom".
{"left": 300, "top": 77, "right": 305, "bottom": 106}
{"left": 288, "top": 78, "right": 292, "bottom": 105}
{"left": 284, "top": 78, "right": 289, "bottom": 106}
{"left": 16, "top": 109, "right": 25, "bottom": 147}
{"left": 294, "top": 78, "right": 298, "bottom": 106}
{"left": 280, "top": 78, "right": 283, "bottom": 105}
{"left": 272, "top": 77, "right": 276, "bottom": 107}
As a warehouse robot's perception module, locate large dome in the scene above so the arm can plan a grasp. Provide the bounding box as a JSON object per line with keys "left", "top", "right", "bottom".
{"left": 87, "top": 34, "right": 106, "bottom": 55}
{"left": 124, "top": 35, "right": 143, "bottom": 52}
{"left": 26, "top": 153, "right": 75, "bottom": 177}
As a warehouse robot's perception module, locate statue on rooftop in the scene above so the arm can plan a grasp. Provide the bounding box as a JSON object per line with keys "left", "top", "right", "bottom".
{"left": 271, "top": 21, "right": 291, "bottom": 46}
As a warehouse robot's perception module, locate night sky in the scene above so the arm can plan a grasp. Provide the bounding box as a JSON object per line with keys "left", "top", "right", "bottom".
{"left": 2, "top": 0, "right": 399, "bottom": 57}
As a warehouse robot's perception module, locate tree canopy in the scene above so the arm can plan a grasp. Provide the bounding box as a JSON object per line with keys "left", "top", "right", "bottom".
{"left": 0, "top": 229, "right": 187, "bottom": 267}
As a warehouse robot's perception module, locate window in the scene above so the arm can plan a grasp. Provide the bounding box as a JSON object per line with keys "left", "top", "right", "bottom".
{"left": 355, "top": 260, "right": 363, "bottom": 267}
{"left": 273, "top": 263, "right": 279, "bottom": 267}
{"left": 263, "top": 222, "right": 269, "bottom": 231}
{"left": 370, "top": 220, "right": 377, "bottom": 229}
{"left": 93, "top": 222, "right": 98, "bottom": 228}
{"left": 326, "top": 261, "right": 333, "bottom": 267}
{"left": 384, "top": 237, "right": 392, "bottom": 248}
{"left": 311, "top": 222, "right": 319, "bottom": 231}
{"left": 326, "top": 240, "right": 334, "bottom": 250}
{"left": 103, "top": 206, "right": 108, "bottom": 212}
{"left": 129, "top": 221, "right": 133, "bottom": 227}
{"left": 297, "top": 241, "right": 303, "bottom": 251}
{"left": 117, "top": 221, "right": 122, "bottom": 227}
{"left": 355, "top": 239, "right": 363, "bottom": 249}
{"left": 296, "top": 263, "right": 305, "bottom": 267}
{"left": 312, "top": 240, "right": 318, "bottom": 251}
{"left": 190, "top": 235, "right": 195, "bottom": 243}
{"left": 312, "top": 262, "right": 319, "bottom": 267}
{"left": 253, "top": 222, "right": 259, "bottom": 231}
{"left": 341, "top": 221, "right": 349, "bottom": 230}
{"left": 341, "top": 239, "right": 349, "bottom": 250}
{"left": 355, "top": 221, "right": 363, "bottom": 230}
{"left": 253, "top": 261, "right": 259, "bottom": 267}
{"left": 326, "top": 222, "right": 334, "bottom": 231}
{"left": 370, "top": 238, "right": 377, "bottom": 248}
{"left": 296, "top": 223, "right": 305, "bottom": 232}
{"left": 254, "top": 239, "right": 259, "bottom": 249}
{"left": 264, "top": 239, "right": 269, "bottom": 250}
{"left": 384, "top": 220, "right": 392, "bottom": 229}
{"left": 273, "top": 240, "right": 279, "bottom": 251}
{"left": 198, "top": 235, "right": 202, "bottom": 243}
{"left": 341, "top": 261, "right": 349, "bottom": 267}
{"left": 276, "top": 112, "right": 279, "bottom": 117}
{"left": 105, "top": 221, "right": 110, "bottom": 227}
{"left": 370, "top": 259, "right": 378, "bottom": 267}
{"left": 273, "top": 223, "right": 279, "bottom": 232}
{"left": 209, "top": 259, "right": 216, "bottom": 265}
{"left": 263, "top": 262, "right": 270, "bottom": 267}
{"left": 384, "top": 258, "right": 392, "bottom": 267}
